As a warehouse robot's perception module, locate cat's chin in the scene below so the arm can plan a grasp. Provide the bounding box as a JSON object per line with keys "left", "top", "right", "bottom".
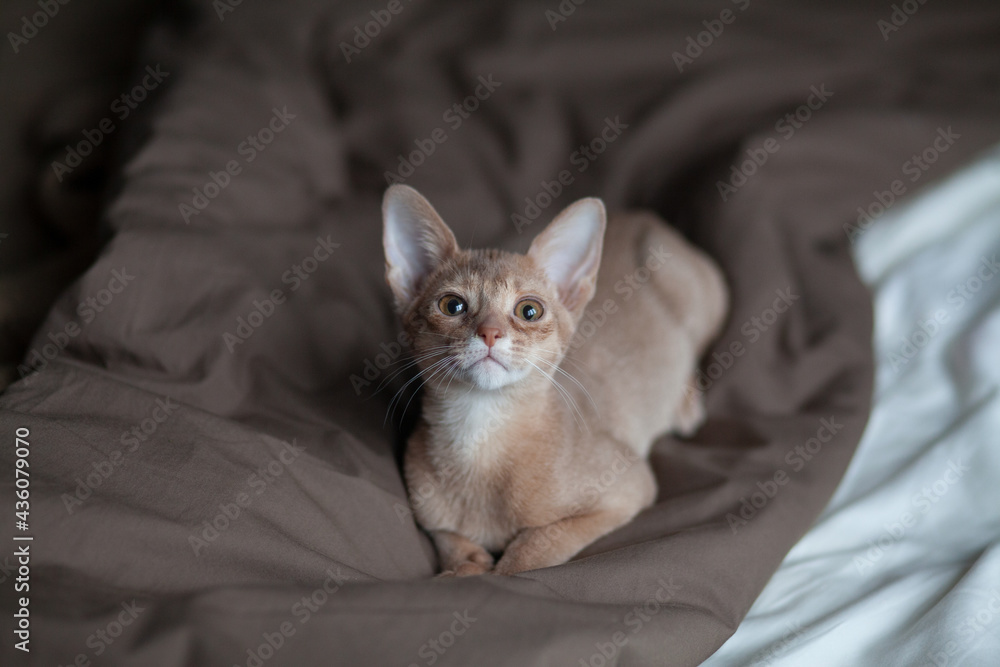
{"left": 463, "top": 357, "right": 526, "bottom": 391}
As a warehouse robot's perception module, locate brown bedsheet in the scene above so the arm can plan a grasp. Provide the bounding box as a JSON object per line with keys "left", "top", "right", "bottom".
{"left": 3, "top": 1, "right": 1000, "bottom": 665}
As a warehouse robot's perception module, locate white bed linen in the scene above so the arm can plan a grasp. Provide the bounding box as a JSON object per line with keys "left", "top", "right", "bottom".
{"left": 703, "top": 144, "right": 1000, "bottom": 667}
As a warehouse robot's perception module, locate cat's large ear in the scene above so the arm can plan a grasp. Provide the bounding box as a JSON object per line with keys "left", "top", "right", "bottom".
{"left": 382, "top": 185, "right": 459, "bottom": 310}
{"left": 528, "top": 198, "right": 606, "bottom": 316}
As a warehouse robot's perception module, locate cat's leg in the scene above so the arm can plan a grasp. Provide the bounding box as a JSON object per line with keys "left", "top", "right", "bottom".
{"left": 431, "top": 530, "right": 494, "bottom": 577}
{"left": 673, "top": 380, "right": 706, "bottom": 437}
{"left": 492, "top": 507, "right": 636, "bottom": 575}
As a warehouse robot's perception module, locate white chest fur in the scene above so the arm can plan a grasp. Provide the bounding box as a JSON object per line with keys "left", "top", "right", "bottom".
{"left": 431, "top": 388, "right": 514, "bottom": 469}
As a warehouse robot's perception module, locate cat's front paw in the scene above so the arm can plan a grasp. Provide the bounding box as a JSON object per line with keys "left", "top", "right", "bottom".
{"left": 437, "top": 560, "right": 493, "bottom": 577}
{"left": 430, "top": 529, "right": 495, "bottom": 577}
{"left": 490, "top": 553, "right": 536, "bottom": 576}
{"left": 455, "top": 560, "right": 493, "bottom": 576}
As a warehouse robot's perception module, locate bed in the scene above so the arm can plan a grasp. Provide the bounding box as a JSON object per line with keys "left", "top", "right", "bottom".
{"left": 1, "top": 1, "right": 999, "bottom": 665}
{"left": 703, "top": 144, "right": 1000, "bottom": 667}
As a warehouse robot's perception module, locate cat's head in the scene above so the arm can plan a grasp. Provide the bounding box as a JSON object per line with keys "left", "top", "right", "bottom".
{"left": 382, "top": 185, "right": 605, "bottom": 391}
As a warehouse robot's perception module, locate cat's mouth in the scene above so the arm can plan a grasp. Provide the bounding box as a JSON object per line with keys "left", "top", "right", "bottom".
{"left": 461, "top": 349, "right": 520, "bottom": 390}
{"left": 474, "top": 352, "right": 507, "bottom": 370}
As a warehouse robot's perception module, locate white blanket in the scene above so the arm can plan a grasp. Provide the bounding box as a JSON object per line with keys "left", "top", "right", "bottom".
{"left": 704, "top": 145, "right": 1000, "bottom": 667}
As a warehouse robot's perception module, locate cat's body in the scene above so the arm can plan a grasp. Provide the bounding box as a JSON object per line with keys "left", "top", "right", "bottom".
{"left": 383, "top": 186, "right": 727, "bottom": 575}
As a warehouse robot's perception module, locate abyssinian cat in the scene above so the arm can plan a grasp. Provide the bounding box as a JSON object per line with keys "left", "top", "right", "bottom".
{"left": 382, "top": 185, "right": 728, "bottom": 576}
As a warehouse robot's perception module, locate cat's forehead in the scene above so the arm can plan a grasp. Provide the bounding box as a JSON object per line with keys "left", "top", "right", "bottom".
{"left": 436, "top": 249, "right": 549, "bottom": 297}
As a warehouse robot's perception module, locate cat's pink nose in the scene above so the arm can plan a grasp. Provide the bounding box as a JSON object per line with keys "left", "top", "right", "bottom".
{"left": 478, "top": 326, "right": 501, "bottom": 348}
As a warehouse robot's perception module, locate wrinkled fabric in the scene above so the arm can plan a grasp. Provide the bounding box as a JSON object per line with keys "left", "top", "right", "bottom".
{"left": 3, "top": 1, "right": 1000, "bottom": 665}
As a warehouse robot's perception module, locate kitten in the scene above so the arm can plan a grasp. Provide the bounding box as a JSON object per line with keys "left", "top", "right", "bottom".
{"left": 382, "top": 185, "right": 728, "bottom": 576}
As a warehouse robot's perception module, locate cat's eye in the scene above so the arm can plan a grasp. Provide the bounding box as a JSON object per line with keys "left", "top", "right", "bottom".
{"left": 438, "top": 295, "right": 467, "bottom": 316}
{"left": 515, "top": 299, "right": 544, "bottom": 322}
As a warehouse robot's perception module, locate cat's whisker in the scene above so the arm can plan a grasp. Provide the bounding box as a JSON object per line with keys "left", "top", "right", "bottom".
{"left": 375, "top": 347, "right": 452, "bottom": 378}
{"left": 382, "top": 359, "right": 446, "bottom": 426}
{"left": 427, "top": 354, "right": 460, "bottom": 390}
{"left": 373, "top": 356, "right": 446, "bottom": 398}
{"left": 385, "top": 357, "right": 452, "bottom": 426}
{"left": 550, "top": 351, "right": 595, "bottom": 381}
{"left": 543, "top": 373, "right": 589, "bottom": 431}
{"left": 521, "top": 351, "right": 599, "bottom": 415}
{"left": 388, "top": 355, "right": 450, "bottom": 408}
{"left": 511, "top": 343, "right": 588, "bottom": 377}
{"left": 522, "top": 358, "right": 588, "bottom": 433}
{"left": 532, "top": 362, "right": 587, "bottom": 433}
{"left": 418, "top": 331, "right": 463, "bottom": 342}
{"left": 398, "top": 356, "right": 457, "bottom": 426}
{"left": 377, "top": 343, "right": 455, "bottom": 367}
{"left": 372, "top": 346, "right": 455, "bottom": 395}
{"left": 442, "top": 358, "right": 464, "bottom": 393}
{"left": 509, "top": 344, "right": 598, "bottom": 411}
